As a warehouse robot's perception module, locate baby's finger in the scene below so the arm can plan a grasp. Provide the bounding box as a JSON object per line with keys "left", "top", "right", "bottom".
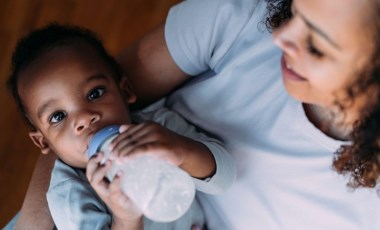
{"left": 191, "top": 225, "right": 205, "bottom": 230}
{"left": 109, "top": 171, "right": 124, "bottom": 197}
{"left": 87, "top": 161, "right": 113, "bottom": 197}
{"left": 86, "top": 152, "right": 103, "bottom": 181}
{"left": 92, "top": 177, "right": 111, "bottom": 197}
{"left": 108, "top": 171, "right": 132, "bottom": 207}
{"left": 90, "top": 160, "right": 112, "bottom": 185}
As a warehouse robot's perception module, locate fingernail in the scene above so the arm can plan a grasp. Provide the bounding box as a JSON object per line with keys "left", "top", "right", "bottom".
{"left": 119, "top": 125, "right": 128, "bottom": 133}
{"left": 116, "top": 170, "right": 123, "bottom": 177}
{"left": 192, "top": 225, "right": 202, "bottom": 230}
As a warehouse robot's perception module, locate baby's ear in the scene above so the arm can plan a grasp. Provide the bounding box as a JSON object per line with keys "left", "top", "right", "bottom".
{"left": 29, "top": 131, "right": 51, "bottom": 155}
{"left": 119, "top": 76, "right": 137, "bottom": 104}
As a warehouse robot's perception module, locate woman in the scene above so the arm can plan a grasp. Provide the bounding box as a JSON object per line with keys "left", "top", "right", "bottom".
{"left": 118, "top": 0, "right": 380, "bottom": 229}
{"left": 12, "top": 0, "right": 380, "bottom": 229}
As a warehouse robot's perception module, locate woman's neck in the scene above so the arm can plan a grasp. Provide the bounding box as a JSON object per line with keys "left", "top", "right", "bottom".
{"left": 303, "top": 103, "right": 352, "bottom": 141}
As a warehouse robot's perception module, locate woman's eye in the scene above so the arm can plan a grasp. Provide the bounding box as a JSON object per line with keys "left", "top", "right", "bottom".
{"left": 306, "top": 37, "right": 324, "bottom": 58}
{"left": 88, "top": 87, "right": 105, "bottom": 101}
{"left": 307, "top": 44, "right": 323, "bottom": 57}
{"left": 50, "top": 111, "right": 66, "bottom": 124}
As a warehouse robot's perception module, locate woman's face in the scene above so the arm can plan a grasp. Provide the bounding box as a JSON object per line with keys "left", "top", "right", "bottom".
{"left": 273, "top": 0, "right": 372, "bottom": 109}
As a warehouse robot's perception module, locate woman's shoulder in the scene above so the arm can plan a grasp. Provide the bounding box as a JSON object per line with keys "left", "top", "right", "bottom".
{"left": 171, "top": 0, "right": 264, "bottom": 21}
{"left": 165, "top": 0, "right": 268, "bottom": 75}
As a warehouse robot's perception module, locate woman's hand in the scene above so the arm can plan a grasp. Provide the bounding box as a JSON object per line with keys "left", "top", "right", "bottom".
{"left": 109, "top": 122, "right": 190, "bottom": 166}
{"left": 108, "top": 122, "right": 216, "bottom": 179}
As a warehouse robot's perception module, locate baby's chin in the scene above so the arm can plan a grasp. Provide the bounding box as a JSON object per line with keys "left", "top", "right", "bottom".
{"left": 72, "top": 160, "right": 88, "bottom": 169}
{"left": 58, "top": 154, "right": 88, "bottom": 169}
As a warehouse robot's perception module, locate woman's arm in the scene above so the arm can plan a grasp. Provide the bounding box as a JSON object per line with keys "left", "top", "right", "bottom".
{"left": 14, "top": 154, "right": 56, "bottom": 230}
{"left": 116, "top": 23, "right": 189, "bottom": 108}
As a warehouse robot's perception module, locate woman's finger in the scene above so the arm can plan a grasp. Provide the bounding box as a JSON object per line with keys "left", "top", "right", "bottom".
{"left": 110, "top": 122, "right": 159, "bottom": 150}
{"left": 112, "top": 133, "right": 159, "bottom": 158}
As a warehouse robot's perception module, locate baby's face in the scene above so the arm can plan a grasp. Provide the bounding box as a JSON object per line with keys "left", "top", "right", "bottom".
{"left": 18, "top": 43, "right": 133, "bottom": 168}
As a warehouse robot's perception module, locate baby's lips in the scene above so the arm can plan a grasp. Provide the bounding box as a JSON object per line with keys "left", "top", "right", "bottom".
{"left": 86, "top": 133, "right": 95, "bottom": 149}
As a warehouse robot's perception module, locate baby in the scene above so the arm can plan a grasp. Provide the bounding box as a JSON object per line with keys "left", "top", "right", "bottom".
{"left": 7, "top": 24, "right": 235, "bottom": 229}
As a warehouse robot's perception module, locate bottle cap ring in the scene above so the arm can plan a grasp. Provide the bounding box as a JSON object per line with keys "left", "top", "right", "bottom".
{"left": 87, "top": 125, "right": 120, "bottom": 159}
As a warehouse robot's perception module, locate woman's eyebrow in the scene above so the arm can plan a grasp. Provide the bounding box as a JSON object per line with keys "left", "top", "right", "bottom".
{"left": 292, "top": 4, "right": 341, "bottom": 50}
{"left": 298, "top": 12, "right": 341, "bottom": 50}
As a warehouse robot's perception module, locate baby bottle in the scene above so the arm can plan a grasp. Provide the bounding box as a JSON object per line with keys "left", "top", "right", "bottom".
{"left": 87, "top": 125, "right": 195, "bottom": 222}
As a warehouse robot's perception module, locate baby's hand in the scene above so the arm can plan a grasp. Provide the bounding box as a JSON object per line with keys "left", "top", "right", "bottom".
{"left": 108, "top": 122, "right": 191, "bottom": 166}
{"left": 86, "top": 153, "right": 142, "bottom": 223}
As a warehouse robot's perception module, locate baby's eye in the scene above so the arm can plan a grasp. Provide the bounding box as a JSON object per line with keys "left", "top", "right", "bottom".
{"left": 49, "top": 111, "right": 66, "bottom": 124}
{"left": 87, "top": 87, "right": 105, "bottom": 101}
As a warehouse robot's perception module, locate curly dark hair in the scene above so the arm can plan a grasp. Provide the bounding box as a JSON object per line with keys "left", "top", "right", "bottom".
{"left": 265, "top": 0, "right": 380, "bottom": 190}
{"left": 332, "top": 2, "right": 380, "bottom": 189}
{"left": 7, "top": 23, "right": 124, "bottom": 129}
{"left": 265, "top": 0, "right": 292, "bottom": 30}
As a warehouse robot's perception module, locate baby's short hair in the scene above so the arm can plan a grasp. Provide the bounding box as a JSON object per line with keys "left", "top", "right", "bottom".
{"left": 7, "top": 23, "right": 123, "bottom": 128}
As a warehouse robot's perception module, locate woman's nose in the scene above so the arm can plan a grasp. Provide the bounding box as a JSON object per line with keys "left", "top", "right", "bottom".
{"left": 272, "top": 18, "right": 302, "bottom": 58}
{"left": 74, "top": 110, "right": 100, "bottom": 133}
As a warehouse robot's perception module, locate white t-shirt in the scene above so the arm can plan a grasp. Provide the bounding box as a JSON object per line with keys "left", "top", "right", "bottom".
{"left": 165, "top": 0, "right": 380, "bottom": 229}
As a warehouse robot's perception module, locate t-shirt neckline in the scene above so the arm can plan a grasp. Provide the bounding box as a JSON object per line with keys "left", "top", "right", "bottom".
{"left": 293, "top": 99, "right": 350, "bottom": 152}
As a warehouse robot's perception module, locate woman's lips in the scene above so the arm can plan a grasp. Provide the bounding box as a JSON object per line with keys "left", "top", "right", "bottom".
{"left": 281, "top": 55, "right": 307, "bottom": 82}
